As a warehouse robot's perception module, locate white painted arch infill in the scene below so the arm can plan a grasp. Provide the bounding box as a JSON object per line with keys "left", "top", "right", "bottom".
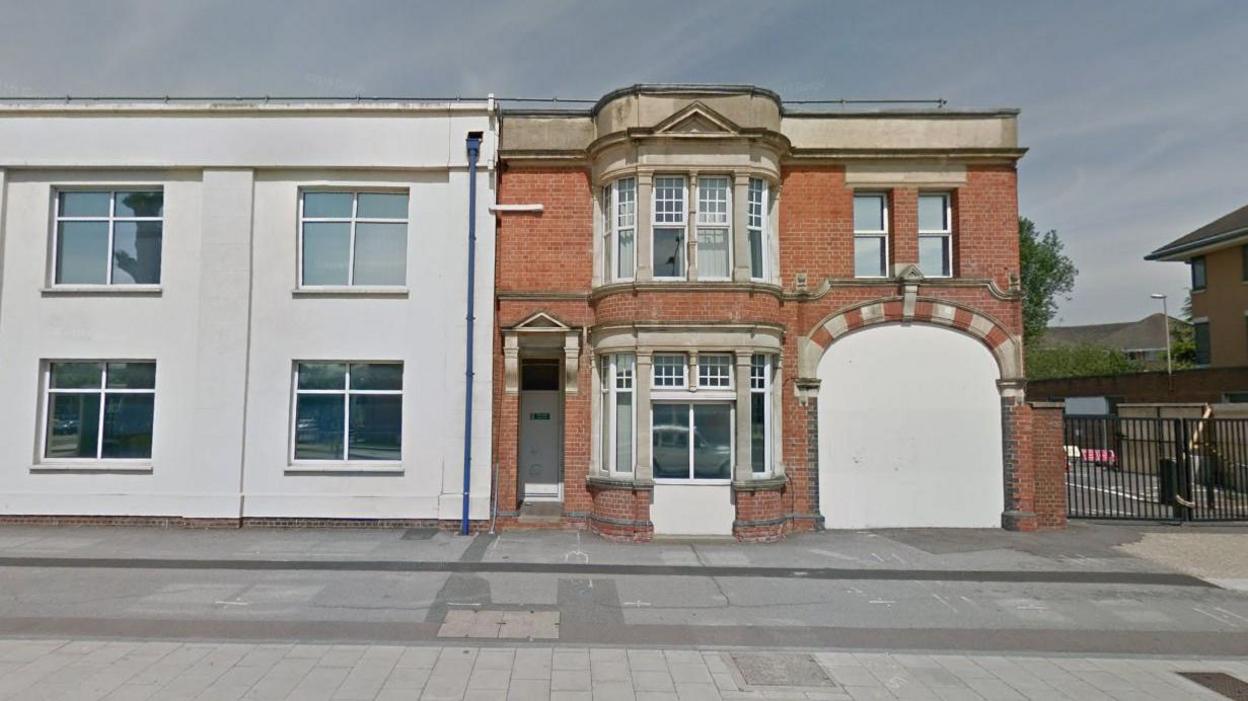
{"left": 817, "top": 323, "right": 1004, "bottom": 529}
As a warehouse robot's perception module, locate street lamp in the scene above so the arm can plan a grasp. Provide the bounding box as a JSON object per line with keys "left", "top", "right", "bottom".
{"left": 1151, "top": 293, "right": 1172, "bottom": 376}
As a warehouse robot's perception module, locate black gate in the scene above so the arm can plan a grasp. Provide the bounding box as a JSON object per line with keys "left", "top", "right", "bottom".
{"left": 1065, "top": 415, "right": 1248, "bottom": 521}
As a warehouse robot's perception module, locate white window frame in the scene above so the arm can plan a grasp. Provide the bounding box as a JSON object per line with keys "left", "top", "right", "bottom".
{"left": 697, "top": 353, "right": 733, "bottom": 389}
{"left": 40, "top": 360, "right": 157, "bottom": 465}
{"left": 652, "top": 175, "right": 688, "bottom": 280}
{"left": 853, "top": 192, "right": 890, "bottom": 279}
{"left": 600, "top": 353, "right": 636, "bottom": 474}
{"left": 918, "top": 192, "right": 953, "bottom": 278}
{"left": 652, "top": 353, "right": 688, "bottom": 388}
{"left": 298, "top": 189, "right": 410, "bottom": 288}
{"left": 51, "top": 188, "right": 164, "bottom": 287}
{"left": 290, "top": 361, "right": 404, "bottom": 468}
{"left": 747, "top": 178, "right": 769, "bottom": 281}
{"left": 606, "top": 178, "right": 636, "bottom": 282}
{"left": 650, "top": 401, "right": 735, "bottom": 484}
{"left": 750, "top": 354, "right": 773, "bottom": 476}
{"left": 695, "top": 175, "right": 733, "bottom": 280}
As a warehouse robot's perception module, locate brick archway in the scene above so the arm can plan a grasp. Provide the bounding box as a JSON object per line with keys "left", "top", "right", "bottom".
{"left": 800, "top": 297, "right": 1022, "bottom": 381}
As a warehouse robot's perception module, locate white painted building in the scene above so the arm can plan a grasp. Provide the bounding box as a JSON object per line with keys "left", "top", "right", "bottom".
{"left": 0, "top": 99, "right": 497, "bottom": 522}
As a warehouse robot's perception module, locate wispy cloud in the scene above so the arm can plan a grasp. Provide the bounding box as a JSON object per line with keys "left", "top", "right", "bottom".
{"left": 0, "top": 0, "right": 1244, "bottom": 324}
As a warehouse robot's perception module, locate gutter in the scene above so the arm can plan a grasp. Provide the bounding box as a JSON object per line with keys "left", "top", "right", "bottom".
{"left": 1146, "top": 226, "right": 1248, "bottom": 261}
{"left": 461, "top": 131, "right": 483, "bottom": 536}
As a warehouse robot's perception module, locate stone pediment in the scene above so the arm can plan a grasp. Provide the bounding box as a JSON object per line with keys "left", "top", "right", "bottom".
{"left": 651, "top": 102, "right": 742, "bottom": 136}
{"left": 510, "top": 311, "right": 571, "bottom": 331}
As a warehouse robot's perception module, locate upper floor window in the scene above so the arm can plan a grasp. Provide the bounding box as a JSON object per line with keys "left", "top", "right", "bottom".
{"left": 652, "top": 176, "right": 687, "bottom": 279}
{"left": 1194, "top": 320, "right": 1211, "bottom": 365}
{"left": 300, "top": 191, "right": 408, "bottom": 287}
{"left": 853, "top": 193, "right": 889, "bottom": 278}
{"left": 1242, "top": 245, "right": 1248, "bottom": 282}
{"left": 293, "top": 362, "right": 403, "bottom": 462}
{"left": 44, "top": 361, "right": 155, "bottom": 461}
{"left": 54, "top": 190, "right": 163, "bottom": 286}
{"left": 918, "top": 193, "right": 953, "bottom": 278}
{"left": 603, "top": 178, "right": 637, "bottom": 282}
{"left": 1191, "top": 256, "right": 1207, "bottom": 291}
{"left": 747, "top": 178, "right": 769, "bottom": 280}
{"left": 696, "top": 176, "right": 731, "bottom": 279}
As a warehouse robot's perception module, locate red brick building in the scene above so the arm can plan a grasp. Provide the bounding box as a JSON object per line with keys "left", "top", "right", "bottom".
{"left": 492, "top": 85, "right": 1061, "bottom": 540}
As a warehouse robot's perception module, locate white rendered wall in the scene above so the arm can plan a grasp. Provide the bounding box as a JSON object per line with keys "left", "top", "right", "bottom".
{"left": 651, "top": 484, "right": 734, "bottom": 535}
{"left": 0, "top": 107, "right": 496, "bottom": 520}
{"left": 817, "top": 324, "right": 1004, "bottom": 528}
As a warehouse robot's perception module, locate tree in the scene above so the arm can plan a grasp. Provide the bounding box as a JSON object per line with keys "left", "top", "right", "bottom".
{"left": 1019, "top": 217, "right": 1078, "bottom": 344}
{"left": 1170, "top": 294, "right": 1197, "bottom": 367}
{"left": 1026, "top": 344, "right": 1144, "bottom": 381}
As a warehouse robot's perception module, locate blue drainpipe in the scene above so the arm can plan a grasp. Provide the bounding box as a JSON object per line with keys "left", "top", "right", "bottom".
{"left": 461, "top": 131, "right": 483, "bottom": 536}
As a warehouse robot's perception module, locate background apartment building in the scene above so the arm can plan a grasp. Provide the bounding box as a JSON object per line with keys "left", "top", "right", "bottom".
{"left": 1148, "top": 203, "right": 1248, "bottom": 367}
{"left": 0, "top": 99, "right": 497, "bottom": 524}
{"left": 493, "top": 85, "right": 1060, "bottom": 541}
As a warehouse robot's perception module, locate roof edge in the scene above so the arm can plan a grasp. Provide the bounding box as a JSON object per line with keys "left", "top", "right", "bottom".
{"left": 1146, "top": 227, "right": 1248, "bottom": 261}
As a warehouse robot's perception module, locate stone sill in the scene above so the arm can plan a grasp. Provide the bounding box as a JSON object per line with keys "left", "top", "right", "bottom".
{"left": 41, "top": 285, "right": 162, "bottom": 297}
{"left": 586, "top": 475, "right": 653, "bottom": 490}
{"left": 733, "top": 475, "right": 788, "bottom": 492}
{"left": 285, "top": 464, "right": 405, "bottom": 475}
{"left": 292, "top": 287, "right": 409, "bottom": 299}
{"left": 31, "top": 462, "right": 153, "bottom": 474}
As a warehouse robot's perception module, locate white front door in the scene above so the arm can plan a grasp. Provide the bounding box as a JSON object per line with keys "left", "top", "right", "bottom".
{"left": 520, "top": 390, "right": 562, "bottom": 500}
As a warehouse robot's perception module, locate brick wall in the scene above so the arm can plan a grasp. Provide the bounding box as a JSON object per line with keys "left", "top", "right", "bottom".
{"left": 493, "top": 160, "right": 1032, "bottom": 539}
{"left": 1030, "top": 403, "right": 1068, "bottom": 529}
{"left": 1001, "top": 401, "right": 1066, "bottom": 531}
{"left": 1029, "top": 366, "right": 1248, "bottom": 405}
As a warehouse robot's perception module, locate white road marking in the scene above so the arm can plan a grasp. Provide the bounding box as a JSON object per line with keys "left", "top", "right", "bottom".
{"left": 1192, "top": 607, "right": 1239, "bottom": 627}
{"left": 932, "top": 593, "right": 959, "bottom": 613}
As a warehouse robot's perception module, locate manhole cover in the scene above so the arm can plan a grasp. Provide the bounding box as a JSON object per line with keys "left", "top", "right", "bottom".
{"left": 730, "top": 653, "right": 835, "bottom": 687}
{"left": 402, "top": 528, "right": 438, "bottom": 540}
{"left": 1179, "top": 672, "right": 1248, "bottom": 700}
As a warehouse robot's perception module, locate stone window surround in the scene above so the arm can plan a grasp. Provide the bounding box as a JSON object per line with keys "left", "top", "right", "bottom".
{"left": 594, "top": 168, "right": 779, "bottom": 288}
{"left": 589, "top": 324, "right": 784, "bottom": 486}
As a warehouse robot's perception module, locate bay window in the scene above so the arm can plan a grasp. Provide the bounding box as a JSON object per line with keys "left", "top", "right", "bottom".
{"left": 599, "top": 354, "right": 635, "bottom": 473}
{"left": 854, "top": 193, "right": 889, "bottom": 278}
{"left": 604, "top": 178, "right": 636, "bottom": 281}
{"left": 652, "top": 176, "right": 687, "bottom": 278}
{"left": 747, "top": 178, "right": 768, "bottom": 280}
{"left": 652, "top": 403, "right": 733, "bottom": 481}
{"left": 697, "top": 353, "right": 733, "bottom": 389}
{"left": 696, "top": 176, "right": 731, "bottom": 279}
{"left": 750, "top": 354, "right": 772, "bottom": 474}
{"left": 652, "top": 353, "right": 687, "bottom": 388}
{"left": 918, "top": 193, "right": 952, "bottom": 278}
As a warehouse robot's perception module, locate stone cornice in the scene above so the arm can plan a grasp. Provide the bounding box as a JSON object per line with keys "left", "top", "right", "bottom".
{"left": 790, "top": 276, "right": 1020, "bottom": 302}
{"left": 590, "top": 280, "right": 785, "bottom": 303}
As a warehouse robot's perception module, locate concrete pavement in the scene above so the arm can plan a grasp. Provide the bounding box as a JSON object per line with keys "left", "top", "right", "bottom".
{"left": 0, "top": 638, "right": 1243, "bottom": 700}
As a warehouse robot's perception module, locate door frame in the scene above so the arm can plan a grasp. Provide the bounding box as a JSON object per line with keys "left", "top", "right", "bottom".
{"left": 518, "top": 357, "right": 565, "bottom": 502}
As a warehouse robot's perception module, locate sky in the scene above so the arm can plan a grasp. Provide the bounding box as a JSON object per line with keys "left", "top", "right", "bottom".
{"left": 1, "top": 0, "right": 1244, "bottom": 326}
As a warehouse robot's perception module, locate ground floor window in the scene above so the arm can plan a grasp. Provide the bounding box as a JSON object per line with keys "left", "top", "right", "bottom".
{"left": 44, "top": 361, "right": 156, "bottom": 460}
{"left": 293, "top": 362, "right": 402, "bottom": 462}
{"left": 599, "top": 354, "right": 634, "bottom": 473}
{"left": 652, "top": 402, "right": 733, "bottom": 480}
{"left": 750, "top": 354, "right": 773, "bottom": 474}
